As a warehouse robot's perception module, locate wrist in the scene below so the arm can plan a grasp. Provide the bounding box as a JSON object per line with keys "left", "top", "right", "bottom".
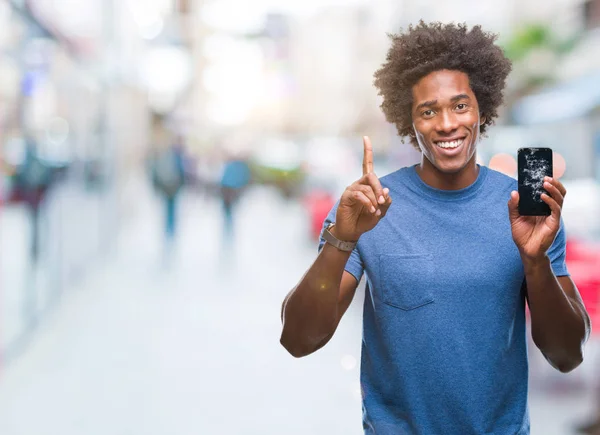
{"left": 520, "top": 253, "right": 550, "bottom": 272}
{"left": 329, "top": 225, "right": 359, "bottom": 243}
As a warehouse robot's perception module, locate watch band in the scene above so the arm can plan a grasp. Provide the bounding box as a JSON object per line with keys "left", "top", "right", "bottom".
{"left": 323, "top": 223, "right": 357, "bottom": 252}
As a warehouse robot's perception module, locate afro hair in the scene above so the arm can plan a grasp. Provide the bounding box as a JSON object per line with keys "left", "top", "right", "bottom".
{"left": 373, "top": 21, "right": 512, "bottom": 149}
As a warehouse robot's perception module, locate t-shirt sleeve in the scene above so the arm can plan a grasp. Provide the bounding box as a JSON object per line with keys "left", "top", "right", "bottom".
{"left": 548, "top": 217, "right": 569, "bottom": 277}
{"left": 317, "top": 201, "right": 365, "bottom": 283}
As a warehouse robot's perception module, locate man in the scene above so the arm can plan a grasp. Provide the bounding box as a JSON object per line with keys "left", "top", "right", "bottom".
{"left": 279, "top": 21, "right": 590, "bottom": 434}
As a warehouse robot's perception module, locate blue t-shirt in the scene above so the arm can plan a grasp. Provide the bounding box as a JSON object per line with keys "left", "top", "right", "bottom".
{"left": 319, "top": 165, "right": 568, "bottom": 435}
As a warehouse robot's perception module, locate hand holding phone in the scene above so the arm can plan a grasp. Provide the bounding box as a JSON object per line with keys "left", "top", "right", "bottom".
{"left": 509, "top": 148, "right": 567, "bottom": 259}
{"left": 517, "top": 147, "right": 553, "bottom": 216}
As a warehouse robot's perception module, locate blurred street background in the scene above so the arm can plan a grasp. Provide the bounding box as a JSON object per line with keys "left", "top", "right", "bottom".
{"left": 0, "top": 0, "right": 599, "bottom": 434}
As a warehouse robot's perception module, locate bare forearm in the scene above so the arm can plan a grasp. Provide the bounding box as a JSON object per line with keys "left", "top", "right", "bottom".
{"left": 280, "top": 137, "right": 392, "bottom": 357}
{"left": 280, "top": 243, "right": 352, "bottom": 357}
{"left": 525, "top": 255, "right": 590, "bottom": 372}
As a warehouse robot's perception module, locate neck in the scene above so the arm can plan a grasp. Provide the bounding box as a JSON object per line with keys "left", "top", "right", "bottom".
{"left": 416, "top": 156, "right": 479, "bottom": 190}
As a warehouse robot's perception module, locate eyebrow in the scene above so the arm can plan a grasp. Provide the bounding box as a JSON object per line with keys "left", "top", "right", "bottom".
{"left": 414, "top": 94, "right": 471, "bottom": 111}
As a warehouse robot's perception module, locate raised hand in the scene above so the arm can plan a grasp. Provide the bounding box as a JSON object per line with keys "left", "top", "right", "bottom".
{"left": 507, "top": 176, "right": 567, "bottom": 261}
{"left": 334, "top": 136, "right": 393, "bottom": 242}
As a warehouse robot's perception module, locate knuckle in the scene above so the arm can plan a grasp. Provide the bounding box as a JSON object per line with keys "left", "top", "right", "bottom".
{"left": 360, "top": 185, "right": 374, "bottom": 195}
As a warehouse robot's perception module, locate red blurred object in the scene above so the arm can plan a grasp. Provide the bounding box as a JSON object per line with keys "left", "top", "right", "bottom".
{"left": 303, "top": 189, "right": 335, "bottom": 240}
{"left": 566, "top": 239, "right": 600, "bottom": 333}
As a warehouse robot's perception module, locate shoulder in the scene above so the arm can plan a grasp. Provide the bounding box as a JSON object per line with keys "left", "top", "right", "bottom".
{"left": 483, "top": 166, "right": 517, "bottom": 192}
{"left": 379, "top": 165, "right": 413, "bottom": 186}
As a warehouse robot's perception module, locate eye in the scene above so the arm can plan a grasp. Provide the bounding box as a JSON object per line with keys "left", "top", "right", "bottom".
{"left": 456, "top": 103, "right": 468, "bottom": 110}
{"left": 422, "top": 109, "right": 435, "bottom": 117}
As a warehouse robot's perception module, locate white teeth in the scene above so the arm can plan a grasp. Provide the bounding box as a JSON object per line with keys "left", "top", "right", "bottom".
{"left": 436, "top": 139, "right": 463, "bottom": 149}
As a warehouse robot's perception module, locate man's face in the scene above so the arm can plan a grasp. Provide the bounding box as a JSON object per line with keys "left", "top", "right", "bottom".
{"left": 411, "top": 70, "right": 482, "bottom": 174}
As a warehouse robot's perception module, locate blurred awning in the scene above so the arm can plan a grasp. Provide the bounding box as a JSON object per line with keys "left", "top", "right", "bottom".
{"left": 511, "top": 73, "right": 600, "bottom": 125}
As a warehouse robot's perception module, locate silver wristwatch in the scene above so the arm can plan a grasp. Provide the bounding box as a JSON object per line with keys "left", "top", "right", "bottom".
{"left": 323, "top": 223, "right": 357, "bottom": 252}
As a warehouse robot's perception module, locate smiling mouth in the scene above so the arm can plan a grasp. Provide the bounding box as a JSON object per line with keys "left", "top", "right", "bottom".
{"left": 434, "top": 137, "right": 466, "bottom": 149}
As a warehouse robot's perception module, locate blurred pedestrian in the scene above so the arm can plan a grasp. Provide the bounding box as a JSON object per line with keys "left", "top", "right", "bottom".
{"left": 13, "top": 135, "right": 53, "bottom": 263}
{"left": 150, "top": 136, "right": 186, "bottom": 249}
{"left": 219, "top": 154, "right": 251, "bottom": 239}
{"left": 280, "top": 21, "right": 590, "bottom": 435}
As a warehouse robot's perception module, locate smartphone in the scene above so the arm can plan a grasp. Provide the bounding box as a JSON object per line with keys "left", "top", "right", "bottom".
{"left": 517, "top": 147, "right": 553, "bottom": 216}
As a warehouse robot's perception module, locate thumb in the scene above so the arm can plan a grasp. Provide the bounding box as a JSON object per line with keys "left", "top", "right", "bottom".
{"left": 507, "top": 190, "right": 520, "bottom": 222}
{"left": 379, "top": 188, "right": 393, "bottom": 215}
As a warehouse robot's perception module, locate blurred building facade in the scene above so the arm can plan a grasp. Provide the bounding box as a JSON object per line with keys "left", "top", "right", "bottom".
{"left": 0, "top": 0, "right": 161, "bottom": 361}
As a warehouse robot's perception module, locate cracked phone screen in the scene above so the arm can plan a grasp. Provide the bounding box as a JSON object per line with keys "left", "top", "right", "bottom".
{"left": 518, "top": 148, "right": 553, "bottom": 216}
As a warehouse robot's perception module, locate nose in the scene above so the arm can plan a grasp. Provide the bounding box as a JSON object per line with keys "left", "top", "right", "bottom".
{"left": 436, "top": 110, "right": 459, "bottom": 134}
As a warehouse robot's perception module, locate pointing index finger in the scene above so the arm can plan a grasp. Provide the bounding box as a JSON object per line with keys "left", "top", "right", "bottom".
{"left": 363, "top": 136, "right": 373, "bottom": 175}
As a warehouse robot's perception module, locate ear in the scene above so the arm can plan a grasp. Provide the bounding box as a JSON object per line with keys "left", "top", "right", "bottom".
{"left": 480, "top": 115, "right": 487, "bottom": 125}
